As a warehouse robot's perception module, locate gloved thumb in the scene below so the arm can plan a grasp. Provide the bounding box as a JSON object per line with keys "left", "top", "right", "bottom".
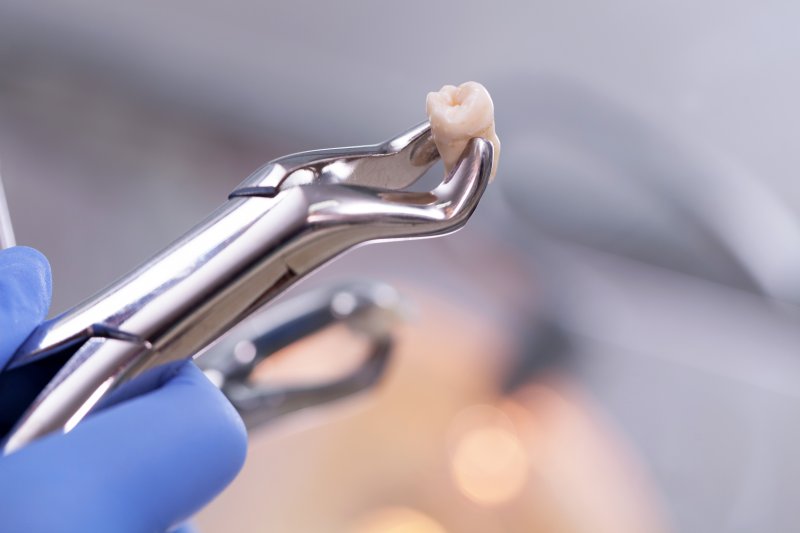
{"left": 0, "top": 247, "right": 51, "bottom": 365}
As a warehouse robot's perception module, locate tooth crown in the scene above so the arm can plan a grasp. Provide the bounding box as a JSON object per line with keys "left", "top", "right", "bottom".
{"left": 426, "top": 81, "right": 500, "bottom": 181}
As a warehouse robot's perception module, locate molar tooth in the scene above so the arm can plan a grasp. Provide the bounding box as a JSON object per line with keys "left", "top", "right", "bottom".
{"left": 426, "top": 81, "right": 500, "bottom": 181}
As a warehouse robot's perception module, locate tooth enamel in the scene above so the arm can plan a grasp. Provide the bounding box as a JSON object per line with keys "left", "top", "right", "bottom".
{"left": 426, "top": 81, "right": 500, "bottom": 181}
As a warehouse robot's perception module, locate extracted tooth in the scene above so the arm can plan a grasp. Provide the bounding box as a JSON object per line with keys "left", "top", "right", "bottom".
{"left": 426, "top": 81, "right": 500, "bottom": 181}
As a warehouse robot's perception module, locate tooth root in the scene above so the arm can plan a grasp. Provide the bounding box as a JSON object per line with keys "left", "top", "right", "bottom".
{"left": 426, "top": 81, "right": 500, "bottom": 182}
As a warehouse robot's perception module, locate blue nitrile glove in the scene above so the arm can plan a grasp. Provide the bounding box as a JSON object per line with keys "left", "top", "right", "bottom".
{"left": 0, "top": 247, "right": 247, "bottom": 532}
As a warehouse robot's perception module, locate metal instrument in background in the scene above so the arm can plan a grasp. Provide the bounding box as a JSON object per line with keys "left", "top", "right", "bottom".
{"left": 198, "top": 281, "right": 404, "bottom": 430}
{"left": 0, "top": 121, "right": 494, "bottom": 454}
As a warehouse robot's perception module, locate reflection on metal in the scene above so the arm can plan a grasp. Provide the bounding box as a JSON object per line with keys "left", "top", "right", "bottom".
{"left": 0, "top": 167, "right": 15, "bottom": 249}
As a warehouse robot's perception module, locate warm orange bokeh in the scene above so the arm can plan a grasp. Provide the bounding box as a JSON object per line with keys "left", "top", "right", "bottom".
{"left": 198, "top": 288, "right": 668, "bottom": 533}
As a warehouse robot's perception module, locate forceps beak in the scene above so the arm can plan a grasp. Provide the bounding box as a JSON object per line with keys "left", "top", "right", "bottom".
{"left": 231, "top": 121, "right": 441, "bottom": 196}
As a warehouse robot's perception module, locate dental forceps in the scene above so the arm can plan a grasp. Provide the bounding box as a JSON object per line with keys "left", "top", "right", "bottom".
{"left": 0, "top": 121, "right": 493, "bottom": 454}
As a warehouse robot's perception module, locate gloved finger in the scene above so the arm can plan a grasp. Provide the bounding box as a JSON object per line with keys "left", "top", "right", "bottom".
{"left": 0, "top": 246, "right": 51, "bottom": 362}
{"left": 0, "top": 362, "right": 248, "bottom": 533}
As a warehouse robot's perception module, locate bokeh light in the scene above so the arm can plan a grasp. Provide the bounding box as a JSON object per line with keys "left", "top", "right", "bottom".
{"left": 350, "top": 506, "right": 447, "bottom": 533}
{"left": 446, "top": 404, "right": 529, "bottom": 506}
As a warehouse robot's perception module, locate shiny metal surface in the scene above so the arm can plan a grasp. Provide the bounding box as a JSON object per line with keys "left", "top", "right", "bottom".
{"left": 0, "top": 170, "right": 15, "bottom": 249}
{"left": 1, "top": 124, "right": 493, "bottom": 454}
{"left": 198, "top": 281, "right": 403, "bottom": 430}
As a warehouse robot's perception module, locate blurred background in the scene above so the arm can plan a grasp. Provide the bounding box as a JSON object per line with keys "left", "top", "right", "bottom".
{"left": 2, "top": 1, "right": 800, "bottom": 532}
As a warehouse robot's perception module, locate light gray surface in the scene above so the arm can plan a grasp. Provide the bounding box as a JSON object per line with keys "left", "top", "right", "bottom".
{"left": 498, "top": 239, "right": 800, "bottom": 533}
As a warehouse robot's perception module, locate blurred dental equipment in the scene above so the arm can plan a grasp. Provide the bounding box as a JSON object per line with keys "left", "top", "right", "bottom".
{"left": 197, "top": 280, "right": 404, "bottom": 431}
{"left": 493, "top": 76, "right": 800, "bottom": 306}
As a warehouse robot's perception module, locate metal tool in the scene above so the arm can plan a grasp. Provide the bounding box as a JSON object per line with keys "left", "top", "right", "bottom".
{"left": 0, "top": 121, "right": 493, "bottom": 454}
{"left": 198, "top": 281, "right": 403, "bottom": 430}
{"left": 0, "top": 166, "right": 15, "bottom": 249}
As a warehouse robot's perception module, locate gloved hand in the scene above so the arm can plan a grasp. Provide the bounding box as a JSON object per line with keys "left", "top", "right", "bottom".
{"left": 0, "top": 246, "right": 248, "bottom": 533}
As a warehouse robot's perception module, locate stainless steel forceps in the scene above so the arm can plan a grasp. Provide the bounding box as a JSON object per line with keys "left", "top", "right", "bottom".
{"left": 0, "top": 121, "right": 494, "bottom": 454}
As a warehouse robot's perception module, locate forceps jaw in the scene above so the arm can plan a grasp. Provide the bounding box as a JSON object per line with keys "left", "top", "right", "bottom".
{"left": 232, "top": 121, "right": 439, "bottom": 195}
{"left": 278, "top": 137, "right": 493, "bottom": 276}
